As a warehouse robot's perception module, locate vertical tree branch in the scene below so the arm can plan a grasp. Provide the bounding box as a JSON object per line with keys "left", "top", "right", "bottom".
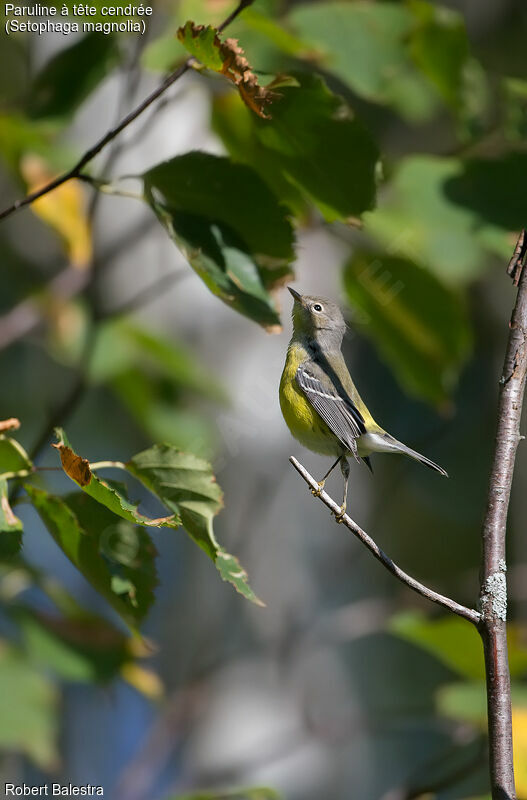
{"left": 479, "top": 229, "right": 527, "bottom": 800}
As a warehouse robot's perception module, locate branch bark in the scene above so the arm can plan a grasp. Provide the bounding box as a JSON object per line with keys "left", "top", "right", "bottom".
{"left": 289, "top": 456, "right": 480, "bottom": 625}
{"left": 478, "top": 229, "right": 527, "bottom": 800}
{"left": 0, "top": 0, "right": 254, "bottom": 222}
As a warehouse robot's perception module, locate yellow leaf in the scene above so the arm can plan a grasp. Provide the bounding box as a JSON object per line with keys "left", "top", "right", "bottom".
{"left": 21, "top": 154, "right": 92, "bottom": 269}
{"left": 121, "top": 662, "right": 164, "bottom": 700}
{"left": 513, "top": 706, "right": 527, "bottom": 798}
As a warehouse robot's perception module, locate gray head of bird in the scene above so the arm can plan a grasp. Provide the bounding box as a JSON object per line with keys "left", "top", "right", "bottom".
{"left": 288, "top": 287, "right": 346, "bottom": 349}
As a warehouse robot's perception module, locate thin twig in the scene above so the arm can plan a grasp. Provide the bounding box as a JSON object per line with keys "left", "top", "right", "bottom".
{"left": 289, "top": 456, "right": 480, "bottom": 626}
{"left": 0, "top": 0, "right": 255, "bottom": 222}
{"left": 78, "top": 173, "right": 144, "bottom": 201}
{"left": 478, "top": 229, "right": 527, "bottom": 800}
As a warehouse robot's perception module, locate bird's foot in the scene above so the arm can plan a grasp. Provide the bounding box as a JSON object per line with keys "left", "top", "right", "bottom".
{"left": 311, "top": 480, "right": 325, "bottom": 498}
{"left": 333, "top": 504, "right": 347, "bottom": 523}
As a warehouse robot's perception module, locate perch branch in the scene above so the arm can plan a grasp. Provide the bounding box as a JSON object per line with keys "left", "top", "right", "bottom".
{"left": 0, "top": 0, "right": 255, "bottom": 222}
{"left": 289, "top": 456, "right": 480, "bottom": 626}
{"left": 479, "top": 229, "right": 527, "bottom": 800}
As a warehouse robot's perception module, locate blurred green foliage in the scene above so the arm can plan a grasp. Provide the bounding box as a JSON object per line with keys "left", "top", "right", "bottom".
{"left": 1, "top": 0, "right": 527, "bottom": 797}
{"left": 0, "top": 642, "right": 59, "bottom": 768}
{"left": 343, "top": 252, "right": 471, "bottom": 406}
{"left": 171, "top": 790, "right": 281, "bottom": 800}
{"left": 29, "top": 33, "right": 121, "bottom": 121}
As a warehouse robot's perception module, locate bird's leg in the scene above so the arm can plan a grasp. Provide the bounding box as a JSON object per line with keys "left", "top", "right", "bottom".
{"left": 311, "top": 455, "right": 342, "bottom": 497}
{"left": 334, "top": 457, "right": 350, "bottom": 522}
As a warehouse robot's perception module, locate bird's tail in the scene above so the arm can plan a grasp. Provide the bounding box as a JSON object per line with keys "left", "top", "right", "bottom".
{"left": 382, "top": 434, "right": 448, "bottom": 477}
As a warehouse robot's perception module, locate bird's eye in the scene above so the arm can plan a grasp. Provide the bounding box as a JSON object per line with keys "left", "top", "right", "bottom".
{"left": 313, "top": 303, "right": 323, "bottom": 312}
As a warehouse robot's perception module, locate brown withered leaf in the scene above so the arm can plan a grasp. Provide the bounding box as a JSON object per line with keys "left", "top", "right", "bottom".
{"left": 219, "top": 36, "right": 278, "bottom": 119}
{"left": 52, "top": 443, "right": 92, "bottom": 487}
{"left": 177, "top": 21, "right": 278, "bottom": 119}
{"left": 52, "top": 428, "right": 181, "bottom": 529}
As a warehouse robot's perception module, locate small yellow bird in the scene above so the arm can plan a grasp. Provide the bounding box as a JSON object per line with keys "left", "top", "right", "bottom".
{"left": 279, "top": 288, "right": 447, "bottom": 518}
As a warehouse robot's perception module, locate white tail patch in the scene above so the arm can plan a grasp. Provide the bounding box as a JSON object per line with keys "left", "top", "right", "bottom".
{"left": 358, "top": 432, "right": 448, "bottom": 477}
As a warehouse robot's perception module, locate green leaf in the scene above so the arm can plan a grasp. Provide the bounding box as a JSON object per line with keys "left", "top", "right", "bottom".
{"left": 0, "top": 434, "right": 32, "bottom": 476}
{"left": 502, "top": 77, "right": 527, "bottom": 142}
{"left": 241, "top": 7, "right": 312, "bottom": 58}
{"left": 52, "top": 427, "right": 181, "bottom": 529}
{"left": 27, "top": 486, "right": 158, "bottom": 629}
{"left": 29, "top": 33, "right": 121, "bottom": 120}
{"left": 212, "top": 73, "right": 378, "bottom": 221}
{"left": 128, "top": 446, "right": 222, "bottom": 560}
{"left": 0, "top": 477, "right": 23, "bottom": 557}
{"left": 123, "top": 324, "right": 216, "bottom": 395}
{"left": 364, "top": 155, "right": 510, "bottom": 285}
{"left": 443, "top": 152, "right": 527, "bottom": 234}
{"left": 0, "top": 35, "right": 28, "bottom": 109}
{"left": 177, "top": 21, "right": 224, "bottom": 70}
{"left": 13, "top": 605, "right": 131, "bottom": 683}
{"left": 143, "top": 151, "right": 294, "bottom": 329}
{"left": 343, "top": 252, "right": 472, "bottom": 407}
{"left": 456, "top": 58, "right": 489, "bottom": 141}
{"left": 127, "top": 444, "right": 263, "bottom": 606}
{"left": 212, "top": 93, "right": 308, "bottom": 219}
{"left": 143, "top": 5, "right": 309, "bottom": 75}
{"left": 144, "top": 151, "right": 293, "bottom": 268}
{"left": 0, "top": 641, "right": 58, "bottom": 768}
{"left": 170, "top": 788, "right": 281, "bottom": 800}
{"left": 2, "top": 558, "right": 160, "bottom": 693}
{"left": 111, "top": 368, "right": 216, "bottom": 456}
{"left": 251, "top": 72, "right": 379, "bottom": 221}
{"left": 390, "top": 612, "right": 485, "bottom": 679}
{"left": 408, "top": 0, "right": 470, "bottom": 109}
{"left": 0, "top": 113, "right": 57, "bottom": 172}
{"left": 90, "top": 321, "right": 220, "bottom": 453}
{"left": 436, "top": 681, "right": 487, "bottom": 726}
{"left": 288, "top": 1, "right": 437, "bottom": 121}
{"left": 141, "top": 30, "right": 188, "bottom": 72}
{"left": 391, "top": 612, "right": 527, "bottom": 680}
{"left": 90, "top": 319, "right": 224, "bottom": 452}
{"left": 437, "top": 680, "right": 527, "bottom": 724}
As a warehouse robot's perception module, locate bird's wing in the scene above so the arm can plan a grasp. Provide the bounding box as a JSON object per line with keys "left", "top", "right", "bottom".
{"left": 296, "top": 363, "right": 365, "bottom": 462}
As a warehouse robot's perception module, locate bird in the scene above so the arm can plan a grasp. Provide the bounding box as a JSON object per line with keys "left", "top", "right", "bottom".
{"left": 279, "top": 287, "right": 448, "bottom": 519}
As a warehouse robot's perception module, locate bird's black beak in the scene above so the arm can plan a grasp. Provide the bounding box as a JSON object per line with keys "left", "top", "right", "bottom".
{"left": 288, "top": 287, "right": 302, "bottom": 302}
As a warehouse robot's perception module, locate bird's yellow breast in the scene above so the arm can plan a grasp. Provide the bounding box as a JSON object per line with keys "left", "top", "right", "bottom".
{"left": 279, "top": 342, "right": 341, "bottom": 455}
